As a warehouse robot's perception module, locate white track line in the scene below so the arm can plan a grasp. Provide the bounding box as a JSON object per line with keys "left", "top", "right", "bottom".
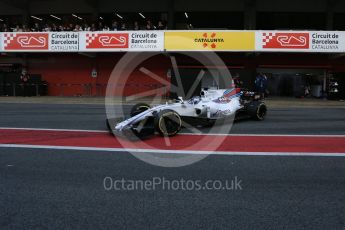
{"left": 0, "top": 127, "right": 345, "bottom": 137}
{"left": 0, "top": 127, "right": 108, "bottom": 133}
{"left": 179, "top": 133, "right": 345, "bottom": 137}
{"left": 0, "top": 144, "right": 344, "bottom": 157}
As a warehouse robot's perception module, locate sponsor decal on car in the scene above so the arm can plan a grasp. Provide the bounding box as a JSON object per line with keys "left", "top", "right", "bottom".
{"left": 213, "top": 89, "right": 241, "bottom": 104}
{"left": 213, "top": 96, "right": 232, "bottom": 104}
{"left": 213, "top": 108, "right": 233, "bottom": 116}
{"left": 3, "top": 33, "right": 49, "bottom": 50}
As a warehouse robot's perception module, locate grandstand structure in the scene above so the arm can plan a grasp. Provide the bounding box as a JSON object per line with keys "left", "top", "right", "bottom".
{"left": 0, "top": 0, "right": 344, "bottom": 99}
{"left": 1, "top": 0, "right": 345, "bottom": 30}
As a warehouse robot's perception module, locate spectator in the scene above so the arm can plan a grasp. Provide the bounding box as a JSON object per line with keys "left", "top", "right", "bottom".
{"left": 98, "top": 22, "right": 104, "bottom": 31}
{"left": 119, "top": 22, "right": 127, "bottom": 31}
{"left": 43, "top": 24, "right": 52, "bottom": 31}
{"left": 145, "top": 20, "right": 154, "bottom": 30}
{"left": 111, "top": 21, "right": 118, "bottom": 31}
{"left": 51, "top": 23, "right": 58, "bottom": 31}
{"left": 31, "top": 22, "right": 41, "bottom": 32}
{"left": 0, "top": 17, "right": 169, "bottom": 33}
{"left": 103, "top": 25, "right": 110, "bottom": 31}
{"left": 22, "top": 24, "right": 30, "bottom": 32}
{"left": 233, "top": 76, "right": 244, "bottom": 89}
{"left": 255, "top": 73, "right": 268, "bottom": 98}
{"left": 58, "top": 25, "right": 65, "bottom": 31}
{"left": 262, "top": 74, "right": 268, "bottom": 97}
{"left": 133, "top": 21, "right": 140, "bottom": 30}
{"left": 74, "top": 24, "right": 83, "bottom": 32}
{"left": 83, "top": 23, "right": 91, "bottom": 31}
{"left": 13, "top": 25, "right": 23, "bottom": 32}
{"left": 1, "top": 24, "right": 9, "bottom": 32}
{"left": 157, "top": 21, "right": 166, "bottom": 30}
{"left": 20, "top": 69, "right": 30, "bottom": 97}
{"left": 67, "top": 23, "right": 74, "bottom": 31}
{"left": 90, "top": 23, "right": 97, "bottom": 31}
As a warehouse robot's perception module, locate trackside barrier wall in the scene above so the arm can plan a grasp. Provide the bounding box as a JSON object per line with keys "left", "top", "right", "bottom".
{"left": 0, "top": 31, "right": 164, "bottom": 52}
{"left": 0, "top": 82, "right": 167, "bottom": 97}
{"left": 0, "top": 31, "right": 345, "bottom": 53}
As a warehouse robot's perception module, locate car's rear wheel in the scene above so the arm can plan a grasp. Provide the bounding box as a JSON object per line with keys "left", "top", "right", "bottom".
{"left": 155, "top": 109, "right": 182, "bottom": 137}
{"left": 247, "top": 101, "right": 267, "bottom": 121}
{"left": 130, "top": 103, "right": 151, "bottom": 117}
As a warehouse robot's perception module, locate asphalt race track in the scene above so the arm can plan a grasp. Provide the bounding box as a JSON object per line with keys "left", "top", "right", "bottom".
{"left": 0, "top": 103, "right": 344, "bottom": 134}
{"left": 1, "top": 102, "right": 345, "bottom": 229}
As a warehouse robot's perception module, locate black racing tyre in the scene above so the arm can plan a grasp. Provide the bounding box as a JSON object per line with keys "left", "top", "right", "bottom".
{"left": 154, "top": 109, "right": 182, "bottom": 137}
{"left": 106, "top": 119, "right": 112, "bottom": 133}
{"left": 247, "top": 101, "right": 267, "bottom": 121}
{"left": 130, "top": 103, "right": 151, "bottom": 117}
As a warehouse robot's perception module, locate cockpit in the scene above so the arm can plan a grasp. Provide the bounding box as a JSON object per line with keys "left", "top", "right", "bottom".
{"left": 188, "top": 96, "right": 201, "bottom": 105}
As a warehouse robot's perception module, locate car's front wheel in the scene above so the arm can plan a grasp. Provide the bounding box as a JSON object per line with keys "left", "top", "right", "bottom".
{"left": 130, "top": 103, "right": 151, "bottom": 117}
{"left": 154, "top": 109, "right": 182, "bottom": 137}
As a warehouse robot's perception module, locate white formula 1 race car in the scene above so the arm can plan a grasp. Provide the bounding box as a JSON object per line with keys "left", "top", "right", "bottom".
{"left": 106, "top": 88, "right": 267, "bottom": 140}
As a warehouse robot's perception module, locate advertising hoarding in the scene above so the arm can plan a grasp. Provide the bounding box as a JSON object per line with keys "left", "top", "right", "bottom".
{"left": 165, "top": 31, "right": 255, "bottom": 51}
{"left": 79, "top": 31, "right": 164, "bottom": 52}
{"left": 49, "top": 32, "right": 79, "bottom": 52}
{"left": 0, "top": 31, "right": 344, "bottom": 53}
{"left": 3, "top": 33, "right": 49, "bottom": 51}
{"left": 255, "top": 31, "right": 345, "bottom": 53}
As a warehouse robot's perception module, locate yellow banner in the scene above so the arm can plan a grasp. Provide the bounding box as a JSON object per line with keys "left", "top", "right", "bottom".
{"left": 165, "top": 31, "right": 255, "bottom": 51}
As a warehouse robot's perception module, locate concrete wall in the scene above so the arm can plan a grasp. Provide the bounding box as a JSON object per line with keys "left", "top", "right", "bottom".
{"left": 2, "top": 52, "right": 345, "bottom": 96}
{"left": 24, "top": 53, "right": 171, "bottom": 96}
